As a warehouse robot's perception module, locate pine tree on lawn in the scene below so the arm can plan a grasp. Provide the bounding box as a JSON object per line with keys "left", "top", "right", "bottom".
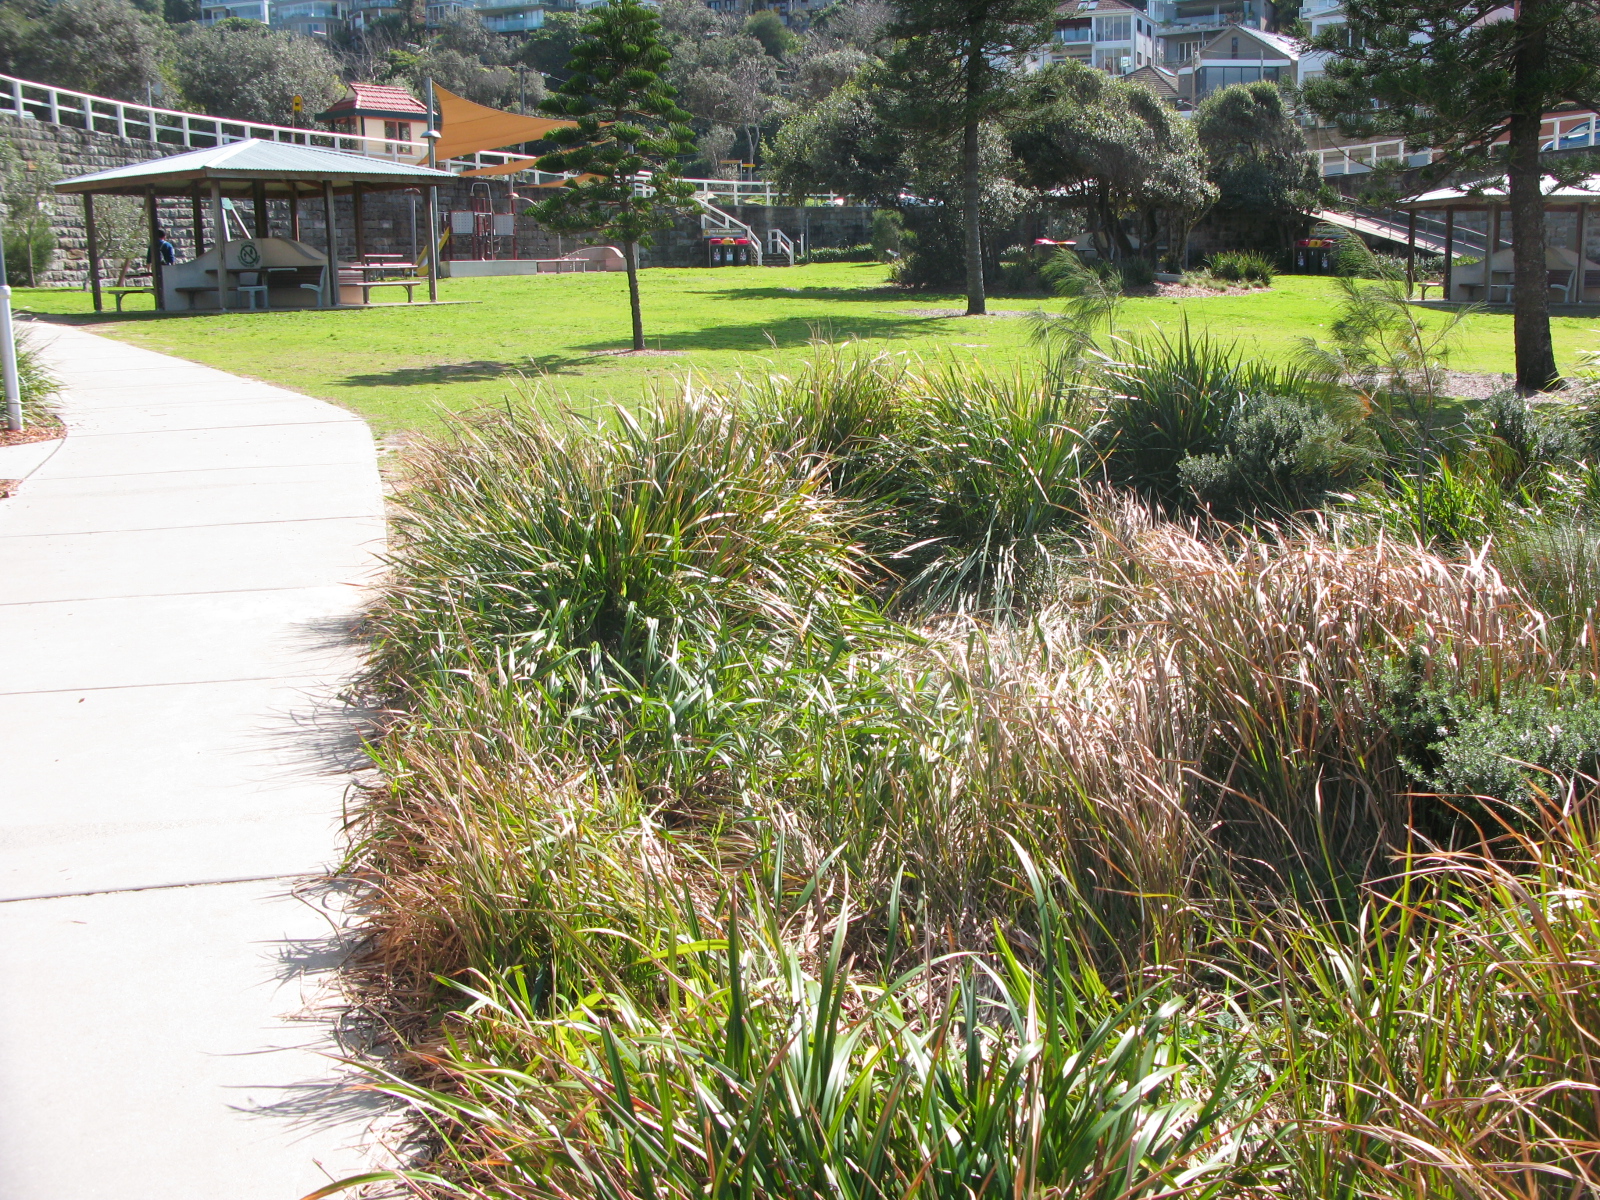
{"left": 531, "top": 0, "right": 697, "bottom": 352}
{"left": 1303, "top": 0, "right": 1600, "bottom": 392}
{"left": 882, "top": 0, "right": 1056, "bottom": 316}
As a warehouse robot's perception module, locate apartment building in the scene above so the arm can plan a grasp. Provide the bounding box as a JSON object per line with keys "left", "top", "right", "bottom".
{"left": 1039, "top": 0, "right": 1162, "bottom": 73}
{"left": 1029, "top": 0, "right": 1274, "bottom": 83}
{"left": 1174, "top": 25, "right": 1300, "bottom": 100}
{"left": 199, "top": 0, "right": 341, "bottom": 31}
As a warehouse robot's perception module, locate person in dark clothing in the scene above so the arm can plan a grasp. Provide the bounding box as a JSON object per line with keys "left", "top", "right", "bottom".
{"left": 151, "top": 225, "right": 176, "bottom": 266}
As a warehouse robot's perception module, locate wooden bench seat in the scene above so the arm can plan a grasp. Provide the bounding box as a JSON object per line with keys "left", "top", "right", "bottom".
{"left": 358, "top": 277, "right": 426, "bottom": 303}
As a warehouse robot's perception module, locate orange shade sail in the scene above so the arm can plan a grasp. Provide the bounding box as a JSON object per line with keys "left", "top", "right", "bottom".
{"left": 458, "top": 156, "right": 541, "bottom": 178}
{"left": 430, "top": 83, "right": 575, "bottom": 162}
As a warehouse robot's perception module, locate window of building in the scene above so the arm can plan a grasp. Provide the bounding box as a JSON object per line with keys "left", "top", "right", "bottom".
{"left": 384, "top": 120, "right": 411, "bottom": 141}
{"left": 1094, "top": 13, "right": 1131, "bottom": 40}
{"left": 1197, "top": 63, "right": 1280, "bottom": 94}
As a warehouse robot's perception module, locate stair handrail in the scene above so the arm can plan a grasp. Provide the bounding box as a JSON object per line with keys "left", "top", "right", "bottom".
{"left": 695, "top": 193, "right": 763, "bottom": 266}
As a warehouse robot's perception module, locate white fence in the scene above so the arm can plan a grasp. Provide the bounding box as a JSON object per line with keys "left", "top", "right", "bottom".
{"left": 0, "top": 72, "right": 830, "bottom": 201}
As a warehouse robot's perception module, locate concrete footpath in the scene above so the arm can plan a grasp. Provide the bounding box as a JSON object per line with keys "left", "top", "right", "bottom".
{"left": 0, "top": 324, "right": 389, "bottom": 1198}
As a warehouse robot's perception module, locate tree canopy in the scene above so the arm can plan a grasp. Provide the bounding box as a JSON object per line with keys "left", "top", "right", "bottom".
{"left": 1011, "top": 61, "right": 1215, "bottom": 266}
{"left": 1193, "top": 81, "right": 1321, "bottom": 243}
{"left": 0, "top": 0, "right": 168, "bottom": 102}
{"left": 172, "top": 18, "right": 341, "bottom": 124}
{"left": 881, "top": 0, "right": 1056, "bottom": 314}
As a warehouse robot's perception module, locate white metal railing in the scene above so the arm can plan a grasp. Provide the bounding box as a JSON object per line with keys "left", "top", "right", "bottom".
{"left": 1319, "top": 140, "right": 1429, "bottom": 176}
{"left": 0, "top": 72, "right": 429, "bottom": 161}
{"left": 0, "top": 71, "right": 835, "bottom": 203}
{"left": 696, "top": 194, "right": 763, "bottom": 265}
{"left": 0, "top": 72, "right": 573, "bottom": 175}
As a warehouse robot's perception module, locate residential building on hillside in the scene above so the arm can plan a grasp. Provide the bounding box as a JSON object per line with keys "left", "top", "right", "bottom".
{"left": 1175, "top": 25, "right": 1300, "bottom": 100}
{"left": 274, "top": 0, "right": 343, "bottom": 34}
{"left": 1032, "top": 0, "right": 1164, "bottom": 74}
{"left": 199, "top": 0, "right": 345, "bottom": 28}
{"left": 199, "top": 0, "right": 270, "bottom": 21}
{"left": 1151, "top": 0, "right": 1269, "bottom": 68}
{"left": 1028, "top": 0, "right": 1275, "bottom": 78}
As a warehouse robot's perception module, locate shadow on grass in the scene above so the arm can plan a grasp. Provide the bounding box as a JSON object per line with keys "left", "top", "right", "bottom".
{"left": 329, "top": 313, "right": 963, "bottom": 389}
{"left": 575, "top": 311, "right": 960, "bottom": 354}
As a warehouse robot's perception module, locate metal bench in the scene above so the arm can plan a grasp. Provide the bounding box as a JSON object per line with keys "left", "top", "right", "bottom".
{"left": 104, "top": 286, "right": 154, "bottom": 312}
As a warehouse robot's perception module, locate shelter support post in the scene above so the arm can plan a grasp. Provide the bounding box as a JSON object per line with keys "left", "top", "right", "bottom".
{"left": 211, "top": 181, "right": 227, "bottom": 313}
{"left": 1406, "top": 210, "right": 1416, "bottom": 296}
{"left": 426, "top": 185, "right": 438, "bottom": 302}
{"left": 253, "top": 181, "right": 268, "bottom": 238}
{"left": 288, "top": 185, "right": 299, "bottom": 241}
{"left": 323, "top": 181, "right": 339, "bottom": 308}
{"left": 83, "top": 193, "right": 102, "bottom": 314}
{"left": 352, "top": 183, "right": 366, "bottom": 262}
{"left": 1490, "top": 203, "right": 1501, "bottom": 281}
{"left": 191, "top": 183, "right": 205, "bottom": 255}
{"left": 145, "top": 186, "right": 165, "bottom": 311}
{"left": 1576, "top": 203, "right": 1588, "bottom": 303}
{"left": 1444, "top": 207, "right": 1455, "bottom": 301}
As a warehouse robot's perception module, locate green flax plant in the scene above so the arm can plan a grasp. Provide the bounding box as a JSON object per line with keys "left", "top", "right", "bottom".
{"left": 739, "top": 346, "right": 1095, "bottom": 615}
{"left": 1493, "top": 516, "right": 1600, "bottom": 656}
{"left": 325, "top": 854, "right": 1265, "bottom": 1200}
{"left": 366, "top": 390, "right": 887, "bottom": 789}
{"left": 1238, "top": 813, "right": 1600, "bottom": 1200}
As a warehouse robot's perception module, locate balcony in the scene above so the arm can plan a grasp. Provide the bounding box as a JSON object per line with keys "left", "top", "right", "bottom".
{"left": 1054, "top": 26, "right": 1092, "bottom": 41}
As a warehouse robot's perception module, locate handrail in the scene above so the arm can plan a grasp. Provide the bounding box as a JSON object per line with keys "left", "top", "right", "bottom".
{"left": 695, "top": 194, "right": 763, "bottom": 265}
{"left": 0, "top": 71, "right": 833, "bottom": 201}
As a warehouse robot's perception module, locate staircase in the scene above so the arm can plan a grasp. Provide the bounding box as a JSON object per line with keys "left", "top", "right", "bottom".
{"left": 696, "top": 194, "right": 763, "bottom": 266}
{"left": 767, "top": 227, "right": 797, "bottom": 267}
{"left": 1313, "top": 206, "right": 1488, "bottom": 257}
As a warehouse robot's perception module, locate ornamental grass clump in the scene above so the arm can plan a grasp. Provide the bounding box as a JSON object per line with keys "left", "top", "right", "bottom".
{"left": 328, "top": 345, "right": 1600, "bottom": 1200}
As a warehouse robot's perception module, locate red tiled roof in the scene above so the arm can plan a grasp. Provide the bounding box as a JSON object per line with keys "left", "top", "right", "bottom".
{"left": 319, "top": 83, "right": 427, "bottom": 117}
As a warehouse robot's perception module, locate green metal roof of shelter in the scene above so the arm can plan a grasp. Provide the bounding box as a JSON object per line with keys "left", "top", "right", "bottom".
{"left": 53, "top": 139, "right": 455, "bottom": 198}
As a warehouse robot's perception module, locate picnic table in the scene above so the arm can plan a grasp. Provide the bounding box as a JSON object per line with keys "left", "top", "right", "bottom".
{"left": 339, "top": 260, "right": 426, "bottom": 303}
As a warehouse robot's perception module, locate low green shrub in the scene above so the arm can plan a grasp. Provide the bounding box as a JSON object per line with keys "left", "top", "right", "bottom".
{"left": 1094, "top": 325, "right": 1332, "bottom": 508}
{"left": 1383, "top": 661, "right": 1600, "bottom": 818}
{"left": 1178, "top": 392, "right": 1371, "bottom": 520}
{"left": 807, "top": 243, "right": 875, "bottom": 263}
{"left": 1118, "top": 256, "right": 1156, "bottom": 288}
{"left": 1207, "top": 250, "right": 1276, "bottom": 284}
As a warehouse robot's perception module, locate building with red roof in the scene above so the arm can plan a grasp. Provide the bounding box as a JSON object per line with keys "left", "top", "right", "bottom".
{"left": 316, "top": 84, "right": 429, "bottom": 156}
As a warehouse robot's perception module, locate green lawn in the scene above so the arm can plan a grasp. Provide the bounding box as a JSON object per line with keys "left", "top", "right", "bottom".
{"left": 17, "top": 264, "right": 1600, "bottom": 435}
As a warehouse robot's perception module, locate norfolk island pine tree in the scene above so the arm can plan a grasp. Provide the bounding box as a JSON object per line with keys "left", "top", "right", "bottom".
{"left": 529, "top": 0, "right": 698, "bottom": 352}
{"left": 1303, "top": 0, "right": 1600, "bottom": 393}
{"left": 882, "top": 0, "right": 1056, "bottom": 316}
